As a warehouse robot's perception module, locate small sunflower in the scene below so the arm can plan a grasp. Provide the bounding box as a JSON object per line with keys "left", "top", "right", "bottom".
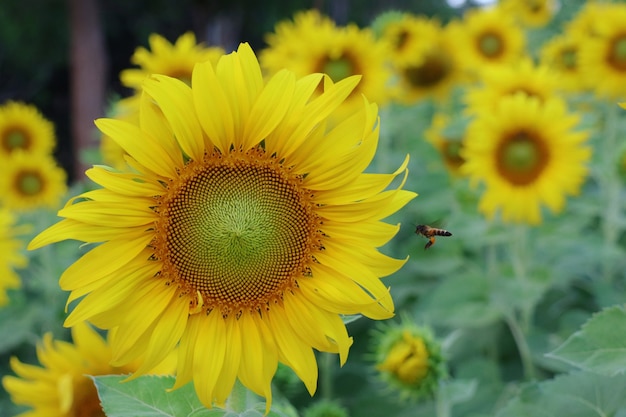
{"left": 540, "top": 32, "right": 589, "bottom": 93}
{"left": 2, "top": 322, "right": 175, "bottom": 417}
{"left": 261, "top": 12, "right": 392, "bottom": 113}
{"left": 499, "top": 0, "right": 558, "bottom": 27}
{"left": 0, "top": 101, "right": 55, "bottom": 158}
{"left": 424, "top": 113, "right": 466, "bottom": 176}
{"left": 29, "top": 43, "right": 415, "bottom": 411}
{"left": 120, "top": 32, "right": 225, "bottom": 90}
{"left": 461, "top": 94, "right": 590, "bottom": 224}
{"left": 464, "top": 58, "right": 559, "bottom": 114}
{"left": 392, "top": 20, "right": 466, "bottom": 103}
{"left": 578, "top": 4, "right": 626, "bottom": 100}
{"left": 0, "top": 151, "right": 67, "bottom": 211}
{"left": 371, "top": 317, "right": 446, "bottom": 401}
{"left": 448, "top": 7, "right": 526, "bottom": 76}
{"left": 379, "top": 13, "right": 440, "bottom": 67}
{"left": 0, "top": 209, "right": 28, "bottom": 306}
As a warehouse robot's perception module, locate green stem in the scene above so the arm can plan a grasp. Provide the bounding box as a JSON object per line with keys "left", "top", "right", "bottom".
{"left": 435, "top": 382, "right": 451, "bottom": 417}
{"left": 505, "top": 312, "right": 536, "bottom": 380}
{"left": 225, "top": 379, "right": 248, "bottom": 413}
{"left": 320, "top": 352, "right": 334, "bottom": 400}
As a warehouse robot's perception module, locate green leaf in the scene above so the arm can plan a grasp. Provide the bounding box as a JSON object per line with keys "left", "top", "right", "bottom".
{"left": 547, "top": 306, "right": 626, "bottom": 375}
{"left": 438, "top": 379, "right": 477, "bottom": 406}
{"left": 496, "top": 371, "right": 626, "bottom": 417}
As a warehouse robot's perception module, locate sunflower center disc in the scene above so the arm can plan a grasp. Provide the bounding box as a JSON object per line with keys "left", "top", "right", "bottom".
{"left": 404, "top": 53, "right": 449, "bottom": 87}
{"left": 157, "top": 153, "right": 314, "bottom": 311}
{"left": 560, "top": 48, "right": 577, "bottom": 70}
{"left": 497, "top": 131, "right": 549, "bottom": 185}
{"left": 478, "top": 32, "right": 503, "bottom": 58}
{"left": 17, "top": 171, "right": 43, "bottom": 195}
{"left": 609, "top": 35, "right": 626, "bottom": 71}
{"left": 322, "top": 56, "right": 354, "bottom": 82}
{"left": 4, "top": 129, "right": 27, "bottom": 151}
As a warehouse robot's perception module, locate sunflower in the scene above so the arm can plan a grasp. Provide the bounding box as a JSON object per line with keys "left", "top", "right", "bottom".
{"left": 578, "top": 4, "right": 626, "bottom": 100}
{"left": 540, "top": 32, "right": 589, "bottom": 93}
{"left": 29, "top": 43, "right": 416, "bottom": 411}
{"left": 461, "top": 94, "right": 590, "bottom": 224}
{"left": 120, "top": 32, "right": 225, "bottom": 90}
{"left": 448, "top": 7, "right": 526, "bottom": 76}
{"left": 0, "top": 151, "right": 67, "bottom": 211}
{"left": 424, "top": 113, "right": 466, "bottom": 176}
{"left": 379, "top": 13, "right": 440, "bottom": 67}
{"left": 392, "top": 19, "right": 466, "bottom": 103}
{"left": 499, "top": 0, "right": 557, "bottom": 27}
{"left": 464, "top": 58, "right": 559, "bottom": 114}
{"left": 261, "top": 11, "right": 392, "bottom": 113}
{"left": 0, "top": 209, "right": 28, "bottom": 306}
{"left": 0, "top": 101, "right": 55, "bottom": 158}
{"left": 3, "top": 322, "right": 175, "bottom": 417}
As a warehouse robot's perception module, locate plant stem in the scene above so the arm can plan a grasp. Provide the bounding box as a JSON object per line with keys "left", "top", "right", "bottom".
{"left": 435, "top": 383, "right": 451, "bottom": 417}
{"left": 505, "top": 312, "right": 536, "bottom": 380}
{"left": 320, "top": 352, "right": 334, "bottom": 400}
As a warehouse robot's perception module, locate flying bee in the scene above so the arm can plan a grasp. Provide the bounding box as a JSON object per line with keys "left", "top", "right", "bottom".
{"left": 415, "top": 224, "right": 452, "bottom": 250}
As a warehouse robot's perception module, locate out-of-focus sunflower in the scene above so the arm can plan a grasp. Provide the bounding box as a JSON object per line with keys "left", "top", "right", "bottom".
{"left": 120, "top": 32, "right": 225, "bottom": 90}
{"left": 0, "top": 209, "right": 28, "bottom": 306}
{"left": 425, "top": 113, "right": 466, "bottom": 176}
{"left": 261, "top": 11, "right": 392, "bottom": 114}
{"left": 0, "top": 101, "right": 55, "bottom": 158}
{"left": 499, "top": 0, "right": 558, "bottom": 27}
{"left": 3, "top": 322, "right": 175, "bottom": 417}
{"left": 379, "top": 13, "right": 440, "bottom": 67}
{"left": 29, "top": 43, "right": 415, "bottom": 412}
{"left": 461, "top": 94, "right": 590, "bottom": 224}
{"left": 392, "top": 20, "right": 466, "bottom": 103}
{"left": 465, "top": 59, "right": 559, "bottom": 113}
{"left": 448, "top": 7, "right": 525, "bottom": 76}
{"left": 540, "top": 31, "right": 589, "bottom": 93}
{"left": 0, "top": 151, "right": 67, "bottom": 211}
{"left": 578, "top": 4, "right": 626, "bottom": 100}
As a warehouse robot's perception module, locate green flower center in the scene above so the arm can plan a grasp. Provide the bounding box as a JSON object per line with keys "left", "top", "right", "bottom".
{"left": 3, "top": 128, "right": 29, "bottom": 152}
{"left": 478, "top": 32, "right": 504, "bottom": 59}
{"left": 403, "top": 52, "right": 451, "bottom": 88}
{"left": 560, "top": 47, "right": 577, "bottom": 70}
{"left": 321, "top": 55, "right": 355, "bottom": 82}
{"left": 496, "top": 131, "right": 549, "bottom": 185}
{"left": 608, "top": 34, "right": 626, "bottom": 71}
{"left": 156, "top": 149, "right": 319, "bottom": 315}
{"left": 17, "top": 171, "right": 43, "bottom": 195}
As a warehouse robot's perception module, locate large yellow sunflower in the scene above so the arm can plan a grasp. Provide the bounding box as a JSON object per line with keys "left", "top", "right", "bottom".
{"left": 461, "top": 94, "right": 590, "bottom": 224}
{"left": 29, "top": 43, "right": 415, "bottom": 411}
{"left": 261, "top": 12, "right": 392, "bottom": 113}
{"left": 0, "top": 209, "right": 28, "bottom": 306}
{"left": 392, "top": 19, "right": 466, "bottom": 103}
{"left": 0, "top": 101, "right": 55, "bottom": 158}
{"left": 540, "top": 31, "right": 589, "bottom": 93}
{"left": 448, "top": 7, "right": 526, "bottom": 76}
{"left": 0, "top": 151, "right": 67, "bottom": 211}
{"left": 464, "top": 58, "right": 559, "bottom": 114}
{"left": 578, "top": 4, "right": 626, "bottom": 100}
{"left": 3, "top": 322, "right": 175, "bottom": 417}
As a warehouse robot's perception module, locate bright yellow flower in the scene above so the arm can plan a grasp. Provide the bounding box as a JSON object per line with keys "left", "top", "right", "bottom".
{"left": 540, "top": 31, "right": 589, "bottom": 93}
{"left": 499, "top": 0, "right": 557, "bottom": 27}
{"left": 0, "top": 151, "right": 67, "bottom": 211}
{"left": 462, "top": 94, "right": 590, "bottom": 224}
{"left": 578, "top": 4, "right": 626, "bottom": 100}
{"left": 30, "top": 43, "right": 416, "bottom": 411}
{"left": 392, "top": 20, "right": 466, "bottom": 103}
{"left": 465, "top": 58, "right": 559, "bottom": 113}
{"left": 448, "top": 7, "right": 526, "bottom": 76}
{"left": 0, "top": 101, "right": 55, "bottom": 158}
{"left": 0, "top": 209, "right": 28, "bottom": 306}
{"left": 120, "top": 32, "right": 225, "bottom": 90}
{"left": 3, "top": 322, "right": 175, "bottom": 417}
{"left": 261, "top": 11, "right": 392, "bottom": 113}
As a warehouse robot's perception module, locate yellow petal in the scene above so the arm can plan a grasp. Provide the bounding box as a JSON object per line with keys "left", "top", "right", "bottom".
{"left": 192, "top": 311, "right": 226, "bottom": 408}
{"left": 213, "top": 315, "right": 242, "bottom": 404}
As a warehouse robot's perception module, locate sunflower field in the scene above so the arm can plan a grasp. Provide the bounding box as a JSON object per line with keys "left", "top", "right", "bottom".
{"left": 2, "top": 0, "right": 626, "bottom": 416}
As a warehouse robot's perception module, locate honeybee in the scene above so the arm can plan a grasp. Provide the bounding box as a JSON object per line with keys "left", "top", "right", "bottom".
{"left": 415, "top": 224, "right": 452, "bottom": 250}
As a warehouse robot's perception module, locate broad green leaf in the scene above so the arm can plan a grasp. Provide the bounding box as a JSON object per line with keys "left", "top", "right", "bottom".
{"left": 547, "top": 306, "right": 626, "bottom": 375}
{"left": 496, "top": 371, "right": 626, "bottom": 417}
{"left": 437, "top": 379, "right": 477, "bottom": 406}
{"left": 95, "top": 375, "right": 296, "bottom": 417}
